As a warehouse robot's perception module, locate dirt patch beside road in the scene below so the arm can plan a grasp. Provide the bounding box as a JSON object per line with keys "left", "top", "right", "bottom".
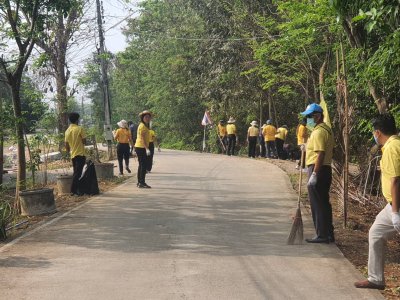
{"left": 267, "top": 158, "right": 400, "bottom": 299}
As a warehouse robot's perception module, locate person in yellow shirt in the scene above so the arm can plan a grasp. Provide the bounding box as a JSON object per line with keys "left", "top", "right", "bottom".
{"left": 262, "top": 120, "right": 277, "bottom": 158}
{"left": 259, "top": 124, "right": 267, "bottom": 157}
{"left": 275, "top": 125, "right": 288, "bottom": 159}
{"left": 247, "top": 121, "right": 259, "bottom": 158}
{"left": 135, "top": 110, "right": 152, "bottom": 188}
{"left": 65, "top": 112, "right": 86, "bottom": 195}
{"left": 226, "top": 117, "right": 237, "bottom": 156}
{"left": 355, "top": 114, "right": 400, "bottom": 290}
{"left": 217, "top": 120, "right": 227, "bottom": 153}
{"left": 296, "top": 118, "right": 308, "bottom": 169}
{"left": 114, "top": 119, "right": 133, "bottom": 176}
{"left": 301, "top": 103, "right": 334, "bottom": 244}
{"left": 147, "top": 126, "right": 160, "bottom": 173}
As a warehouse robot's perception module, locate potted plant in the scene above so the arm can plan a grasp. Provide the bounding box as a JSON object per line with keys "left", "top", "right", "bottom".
{"left": 19, "top": 133, "right": 56, "bottom": 216}
{"left": 86, "top": 134, "right": 114, "bottom": 180}
{"left": 56, "top": 143, "right": 74, "bottom": 195}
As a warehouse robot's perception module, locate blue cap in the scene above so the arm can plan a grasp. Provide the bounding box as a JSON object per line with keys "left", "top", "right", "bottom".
{"left": 300, "top": 103, "right": 323, "bottom": 116}
{"left": 266, "top": 120, "right": 272, "bottom": 125}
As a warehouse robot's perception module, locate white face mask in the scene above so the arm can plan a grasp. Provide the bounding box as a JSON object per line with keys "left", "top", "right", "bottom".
{"left": 307, "top": 118, "right": 316, "bottom": 129}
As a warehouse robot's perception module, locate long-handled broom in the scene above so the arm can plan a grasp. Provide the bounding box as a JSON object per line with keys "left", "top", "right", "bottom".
{"left": 287, "top": 150, "right": 305, "bottom": 245}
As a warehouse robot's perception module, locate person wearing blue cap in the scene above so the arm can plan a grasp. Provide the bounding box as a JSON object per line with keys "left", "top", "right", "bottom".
{"left": 301, "top": 103, "right": 335, "bottom": 243}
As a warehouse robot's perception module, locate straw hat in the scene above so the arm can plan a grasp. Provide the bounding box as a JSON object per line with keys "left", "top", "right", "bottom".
{"left": 227, "top": 117, "right": 236, "bottom": 124}
{"left": 117, "top": 119, "right": 128, "bottom": 128}
{"left": 250, "top": 121, "right": 258, "bottom": 126}
{"left": 138, "top": 110, "right": 153, "bottom": 118}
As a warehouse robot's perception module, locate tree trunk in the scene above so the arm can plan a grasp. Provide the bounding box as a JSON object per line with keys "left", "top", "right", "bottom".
{"left": 319, "top": 59, "right": 327, "bottom": 102}
{"left": 11, "top": 79, "right": 27, "bottom": 198}
{"left": 55, "top": 64, "right": 69, "bottom": 135}
{"left": 268, "top": 91, "right": 272, "bottom": 121}
{"left": 368, "top": 82, "right": 388, "bottom": 114}
{"left": 0, "top": 96, "right": 3, "bottom": 186}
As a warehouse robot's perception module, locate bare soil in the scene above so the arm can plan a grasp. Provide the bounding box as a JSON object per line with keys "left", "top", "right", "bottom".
{"left": 2, "top": 176, "right": 129, "bottom": 242}
{"left": 269, "top": 158, "right": 400, "bottom": 299}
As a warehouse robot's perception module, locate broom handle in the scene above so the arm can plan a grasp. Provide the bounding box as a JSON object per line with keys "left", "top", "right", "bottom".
{"left": 297, "top": 149, "right": 305, "bottom": 208}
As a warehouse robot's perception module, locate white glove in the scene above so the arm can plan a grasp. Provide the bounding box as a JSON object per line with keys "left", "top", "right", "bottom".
{"left": 146, "top": 149, "right": 151, "bottom": 156}
{"left": 307, "top": 172, "right": 317, "bottom": 186}
{"left": 392, "top": 212, "right": 400, "bottom": 233}
{"left": 300, "top": 144, "right": 306, "bottom": 152}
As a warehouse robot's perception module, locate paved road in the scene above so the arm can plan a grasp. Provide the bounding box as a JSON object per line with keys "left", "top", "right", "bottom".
{"left": 0, "top": 150, "right": 382, "bottom": 299}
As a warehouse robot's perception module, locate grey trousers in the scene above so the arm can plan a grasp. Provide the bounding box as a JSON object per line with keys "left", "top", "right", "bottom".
{"left": 368, "top": 203, "right": 397, "bottom": 285}
{"left": 307, "top": 165, "right": 334, "bottom": 238}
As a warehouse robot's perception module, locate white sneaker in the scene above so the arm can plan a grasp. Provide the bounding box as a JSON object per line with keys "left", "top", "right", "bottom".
{"left": 295, "top": 165, "right": 300, "bottom": 170}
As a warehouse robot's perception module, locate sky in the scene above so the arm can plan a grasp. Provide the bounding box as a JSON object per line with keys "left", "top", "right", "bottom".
{"left": 68, "top": 0, "right": 140, "bottom": 78}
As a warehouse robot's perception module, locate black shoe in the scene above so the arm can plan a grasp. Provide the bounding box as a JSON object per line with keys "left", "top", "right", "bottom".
{"left": 305, "top": 237, "right": 329, "bottom": 244}
{"left": 119, "top": 172, "right": 123, "bottom": 176}
{"left": 138, "top": 183, "right": 151, "bottom": 188}
{"left": 125, "top": 167, "right": 131, "bottom": 173}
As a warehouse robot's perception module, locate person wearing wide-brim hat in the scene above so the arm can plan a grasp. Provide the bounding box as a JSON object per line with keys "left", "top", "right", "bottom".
{"left": 114, "top": 119, "right": 133, "bottom": 175}
{"left": 247, "top": 121, "right": 259, "bottom": 158}
{"left": 275, "top": 124, "right": 289, "bottom": 160}
{"left": 134, "top": 110, "right": 153, "bottom": 188}
{"left": 226, "top": 117, "right": 237, "bottom": 156}
{"left": 301, "top": 103, "right": 335, "bottom": 244}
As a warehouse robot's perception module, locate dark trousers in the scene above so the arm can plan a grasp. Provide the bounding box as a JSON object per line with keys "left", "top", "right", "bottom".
{"left": 147, "top": 142, "right": 155, "bottom": 172}
{"left": 266, "top": 141, "right": 276, "bottom": 158}
{"left": 248, "top": 136, "right": 257, "bottom": 158}
{"left": 227, "top": 134, "right": 236, "bottom": 156}
{"left": 259, "top": 136, "right": 266, "bottom": 157}
{"left": 307, "top": 165, "right": 334, "bottom": 239}
{"left": 275, "top": 138, "right": 285, "bottom": 159}
{"left": 135, "top": 147, "right": 148, "bottom": 184}
{"left": 71, "top": 155, "right": 86, "bottom": 194}
{"left": 117, "top": 143, "right": 130, "bottom": 173}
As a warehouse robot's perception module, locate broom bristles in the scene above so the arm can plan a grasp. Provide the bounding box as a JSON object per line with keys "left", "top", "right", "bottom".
{"left": 287, "top": 207, "right": 304, "bottom": 245}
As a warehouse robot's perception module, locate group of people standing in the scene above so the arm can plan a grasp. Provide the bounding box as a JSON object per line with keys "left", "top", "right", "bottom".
{"left": 113, "top": 110, "right": 160, "bottom": 188}
{"left": 217, "top": 117, "right": 297, "bottom": 160}
{"left": 64, "top": 110, "right": 160, "bottom": 193}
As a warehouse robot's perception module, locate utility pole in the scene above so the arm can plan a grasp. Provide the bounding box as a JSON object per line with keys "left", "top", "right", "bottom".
{"left": 96, "top": 0, "right": 113, "bottom": 159}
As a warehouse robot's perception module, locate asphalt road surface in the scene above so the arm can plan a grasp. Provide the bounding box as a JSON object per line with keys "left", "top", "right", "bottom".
{"left": 0, "top": 150, "right": 383, "bottom": 299}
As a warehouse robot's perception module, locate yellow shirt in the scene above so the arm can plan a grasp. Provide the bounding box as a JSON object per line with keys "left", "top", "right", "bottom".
{"left": 380, "top": 136, "right": 400, "bottom": 203}
{"left": 65, "top": 124, "right": 86, "bottom": 158}
{"left": 297, "top": 124, "right": 308, "bottom": 145}
{"left": 218, "top": 124, "right": 227, "bottom": 137}
{"left": 226, "top": 124, "right": 236, "bottom": 135}
{"left": 114, "top": 128, "right": 131, "bottom": 144}
{"left": 135, "top": 123, "right": 150, "bottom": 148}
{"left": 262, "top": 125, "right": 276, "bottom": 141}
{"left": 248, "top": 126, "right": 259, "bottom": 137}
{"left": 149, "top": 130, "right": 156, "bottom": 143}
{"left": 275, "top": 127, "right": 288, "bottom": 140}
{"left": 305, "top": 123, "right": 334, "bottom": 166}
